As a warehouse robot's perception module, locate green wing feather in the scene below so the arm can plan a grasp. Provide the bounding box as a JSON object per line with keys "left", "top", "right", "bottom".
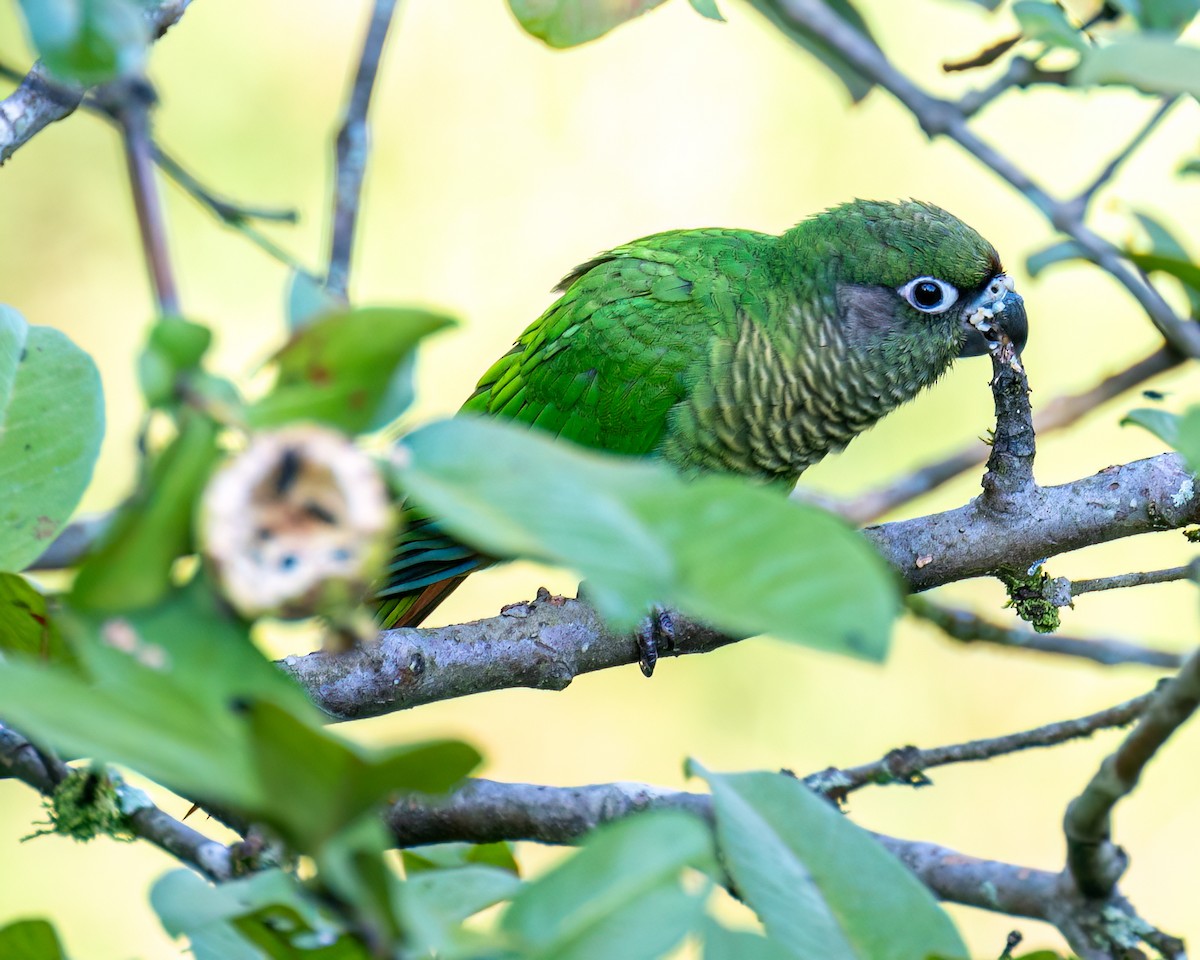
{"left": 378, "top": 228, "right": 775, "bottom": 627}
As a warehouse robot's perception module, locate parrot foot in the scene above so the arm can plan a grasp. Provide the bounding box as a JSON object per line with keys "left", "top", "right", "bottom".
{"left": 636, "top": 605, "right": 675, "bottom": 678}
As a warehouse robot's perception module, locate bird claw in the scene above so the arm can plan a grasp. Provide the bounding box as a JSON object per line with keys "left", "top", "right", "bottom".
{"left": 637, "top": 606, "right": 675, "bottom": 678}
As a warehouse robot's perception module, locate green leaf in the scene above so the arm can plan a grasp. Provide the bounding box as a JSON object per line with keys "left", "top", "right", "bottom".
{"left": 1013, "top": 1, "right": 1087, "bottom": 51}
{"left": 1171, "top": 404, "right": 1200, "bottom": 471}
{"left": 693, "top": 765, "right": 968, "bottom": 960}
{"left": 1025, "top": 240, "right": 1088, "bottom": 278}
{"left": 1127, "top": 251, "right": 1200, "bottom": 315}
{"left": 746, "top": 0, "right": 876, "bottom": 102}
{"left": 0, "top": 572, "right": 74, "bottom": 665}
{"left": 250, "top": 307, "right": 453, "bottom": 433}
{"left": 242, "top": 699, "right": 481, "bottom": 851}
{"left": 506, "top": 0, "right": 670, "bottom": 47}
{"left": 397, "top": 865, "right": 522, "bottom": 957}
{"left": 16, "top": 0, "right": 148, "bottom": 85}
{"left": 1109, "top": 0, "right": 1200, "bottom": 32}
{"left": 1074, "top": 36, "right": 1200, "bottom": 97}
{"left": 286, "top": 269, "right": 343, "bottom": 332}
{"left": 0, "top": 306, "right": 104, "bottom": 573}
{"left": 70, "top": 412, "right": 220, "bottom": 611}
{"left": 1122, "top": 407, "right": 1180, "bottom": 447}
{"left": 402, "top": 840, "right": 520, "bottom": 875}
{"left": 1181, "top": 157, "right": 1200, "bottom": 176}
{"left": 395, "top": 417, "right": 899, "bottom": 659}
{"left": 688, "top": 0, "right": 725, "bottom": 21}
{"left": 152, "top": 869, "right": 370, "bottom": 960}
{"left": 502, "top": 809, "right": 711, "bottom": 960}
{"left": 703, "top": 919, "right": 794, "bottom": 960}
{"left": 0, "top": 919, "right": 69, "bottom": 960}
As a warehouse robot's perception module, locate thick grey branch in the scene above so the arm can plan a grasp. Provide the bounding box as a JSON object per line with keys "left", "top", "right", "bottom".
{"left": 1065, "top": 648, "right": 1200, "bottom": 898}
{"left": 385, "top": 777, "right": 1178, "bottom": 960}
{"left": 0, "top": 0, "right": 191, "bottom": 165}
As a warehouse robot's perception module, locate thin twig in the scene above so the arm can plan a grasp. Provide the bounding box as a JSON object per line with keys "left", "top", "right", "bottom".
{"left": 803, "top": 687, "right": 1158, "bottom": 799}
{"left": 150, "top": 148, "right": 297, "bottom": 224}
{"left": 325, "top": 0, "right": 398, "bottom": 301}
{"left": 1070, "top": 564, "right": 1193, "bottom": 596}
{"left": 1073, "top": 96, "right": 1179, "bottom": 216}
{"left": 907, "top": 596, "right": 1182, "bottom": 669}
{"left": 942, "top": 34, "right": 1021, "bottom": 73}
{"left": 0, "top": 722, "right": 233, "bottom": 881}
{"left": 771, "top": 0, "right": 1200, "bottom": 357}
{"left": 106, "top": 78, "right": 180, "bottom": 316}
{"left": 842, "top": 344, "right": 1182, "bottom": 524}
{"left": 1065, "top": 648, "right": 1200, "bottom": 897}
{"left": 0, "top": 0, "right": 191, "bottom": 165}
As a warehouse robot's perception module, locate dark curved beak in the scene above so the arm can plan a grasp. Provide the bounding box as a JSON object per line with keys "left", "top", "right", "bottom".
{"left": 958, "top": 275, "right": 1027, "bottom": 358}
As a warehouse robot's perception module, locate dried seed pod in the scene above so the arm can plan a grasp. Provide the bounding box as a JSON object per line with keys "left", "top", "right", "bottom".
{"left": 202, "top": 425, "right": 394, "bottom": 619}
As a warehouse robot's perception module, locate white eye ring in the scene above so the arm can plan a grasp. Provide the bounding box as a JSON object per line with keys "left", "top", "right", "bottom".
{"left": 899, "top": 276, "right": 959, "bottom": 314}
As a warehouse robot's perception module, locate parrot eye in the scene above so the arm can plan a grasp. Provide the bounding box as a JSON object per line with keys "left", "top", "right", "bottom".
{"left": 899, "top": 276, "right": 959, "bottom": 314}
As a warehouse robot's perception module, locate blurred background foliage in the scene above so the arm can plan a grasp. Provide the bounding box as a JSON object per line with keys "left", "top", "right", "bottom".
{"left": 2, "top": 0, "right": 1200, "bottom": 955}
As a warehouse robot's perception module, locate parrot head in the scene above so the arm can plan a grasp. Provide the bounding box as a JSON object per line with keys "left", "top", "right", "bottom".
{"left": 800, "top": 199, "right": 1027, "bottom": 363}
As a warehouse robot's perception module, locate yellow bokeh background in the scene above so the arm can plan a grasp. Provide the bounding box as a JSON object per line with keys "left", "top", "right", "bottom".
{"left": 3, "top": 1, "right": 1200, "bottom": 956}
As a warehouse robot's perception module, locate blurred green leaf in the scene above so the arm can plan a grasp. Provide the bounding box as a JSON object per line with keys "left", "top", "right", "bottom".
{"left": 138, "top": 317, "right": 214, "bottom": 408}
{"left": 693, "top": 765, "right": 968, "bottom": 960}
{"left": 746, "top": 0, "right": 876, "bottom": 102}
{"left": 0, "top": 306, "right": 104, "bottom": 573}
{"left": 70, "top": 412, "right": 219, "bottom": 611}
{"left": 153, "top": 869, "right": 370, "bottom": 960}
{"left": 1170, "top": 405, "right": 1200, "bottom": 470}
{"left": 16, "top": 0, "right": 148, "bottom": 85}
{"left": 402, "top": 840, "right": 520, "bottom": 875}
{"left": 688, "top": 0, "right": 725, "bottom": 20}
{"left": 286, "top": 269, "right": 343, "bottom": 332}
{"left": 1181, "top": 157, "right": 1200, "bottom": 175}
{"left": 242, "top": 699, "right": 481, "bottom": 851}
{"left": 703, "top": 919, "right": 793, "bottom": 960}
{"left": 1074, "top": 36, "right": 1200, "bottom": 96}
{"left": 1109, "top": 0, "right": 1200, "bottom": 32}
{"left": 1025, "top": 240, "right": 1088, "bottom": 277}
{"left": 1122, "top": 407, "right": 1181, "bottom": 446}
{"left": 1127, "top": 251, "right": 1200, "bottom": 315}
{"left": 397, "top": 864, "right": 522, "bottom": 957}
{"left": 395, "top": 417, "right": 899, "bottom": 659}
{"left": 0, "top": 573, "right": 74, "bottom": 665}
{"left": 250, "top": 307, "right": 453, "bottom": 433}
{"left": 0, "top": 919, "right": 69, "bottom": 960}
{"left": 506, "top": 0, "right": 669, "bottom": 47}
{"left": 502, "top": 809, "right": 711, "bottom": 960}
{"left": 1013, "top": 1, "right": 1087, "bottom": 51}
{"left": 313, "top": 816, "right": 403, "bottom": 947}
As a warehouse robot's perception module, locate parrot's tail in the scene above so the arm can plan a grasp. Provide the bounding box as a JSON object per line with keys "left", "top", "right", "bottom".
{"left": 374, "top": 513, "right": 492, "bottom": 628}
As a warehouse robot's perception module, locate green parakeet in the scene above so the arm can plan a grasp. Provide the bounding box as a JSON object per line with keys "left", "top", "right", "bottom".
{"left": 378, "top": 199, "right": 1026, "bottom": 668}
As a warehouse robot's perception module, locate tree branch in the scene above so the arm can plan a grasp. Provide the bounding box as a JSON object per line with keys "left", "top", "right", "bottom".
{"left": 1065, "top": 648, "right": 1200, "bottom": 899}
{"left": 842, "top": 343, "right": 1181, "bottom": 524}
{"left": 0, "top": 0, "right": 191, "bottom": 165}
{"left": 1070, "top": 564, "right": 1193, "bottom": 597}
{"left": 907, "top": 596, "right": 1182, "bottom": 670}
{"left": 384, "top": 777, "right": 1180, "bottom": 960}
{"left": 325, "top": 0, "right": 398, "bottom": 301}
{"left": 0, "top": 722, "right": 234, "bottom": 882}
{"left": 769, "top": 0, "right": 1200, "bottom": 358}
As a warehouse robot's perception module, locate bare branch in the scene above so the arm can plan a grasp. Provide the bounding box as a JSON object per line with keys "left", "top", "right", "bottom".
{"left": 0, "top": 0, "right": 191, "bottom": 165}
{"left": 1070, "top": 564, "right": 1193, "bottom": 597}
{"left": 770, "top": 0, "right": 1200, "bottom": 357}
{"left": 1073, "top": 97, "right": 1178, "bottom": 216}
{"left": 103, "top": 78, "right": 179, "bottom": 316}
{"left": 325, "top": 0, "right": 399, "bottom": 301}
{"left": 980, "top": 337, "right": 1035, "bottom": 507}
{"left": 908, "top": 596, "right": 1183, "bottom": 669}
{"left": 843, "top": 344, "right": 1181, "bottom": 523}
{"left": 0, "top": 722, "right": 234, "bottom": 882}
{"left": 804, "top": 687, "right": 1158, "bottom": 799}
{"left": 1065, "top": 648, "right": 1200, "bottom": 898}
{"left": 384, "top": 777, "right": 1179, "bottom": 960}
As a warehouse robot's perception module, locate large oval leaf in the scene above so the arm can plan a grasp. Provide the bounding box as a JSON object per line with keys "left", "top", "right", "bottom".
{"left": 0, "top": 306, "right": 104, "bottom": 572}
{"left": 693, "top": 765, "right": 967, "bottom": 960}
{"left": 395, "top": 417, "right": 899, "bottom": 660}
{"left": 1074, "top": 36, "right": 1200, "bottom": 96}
